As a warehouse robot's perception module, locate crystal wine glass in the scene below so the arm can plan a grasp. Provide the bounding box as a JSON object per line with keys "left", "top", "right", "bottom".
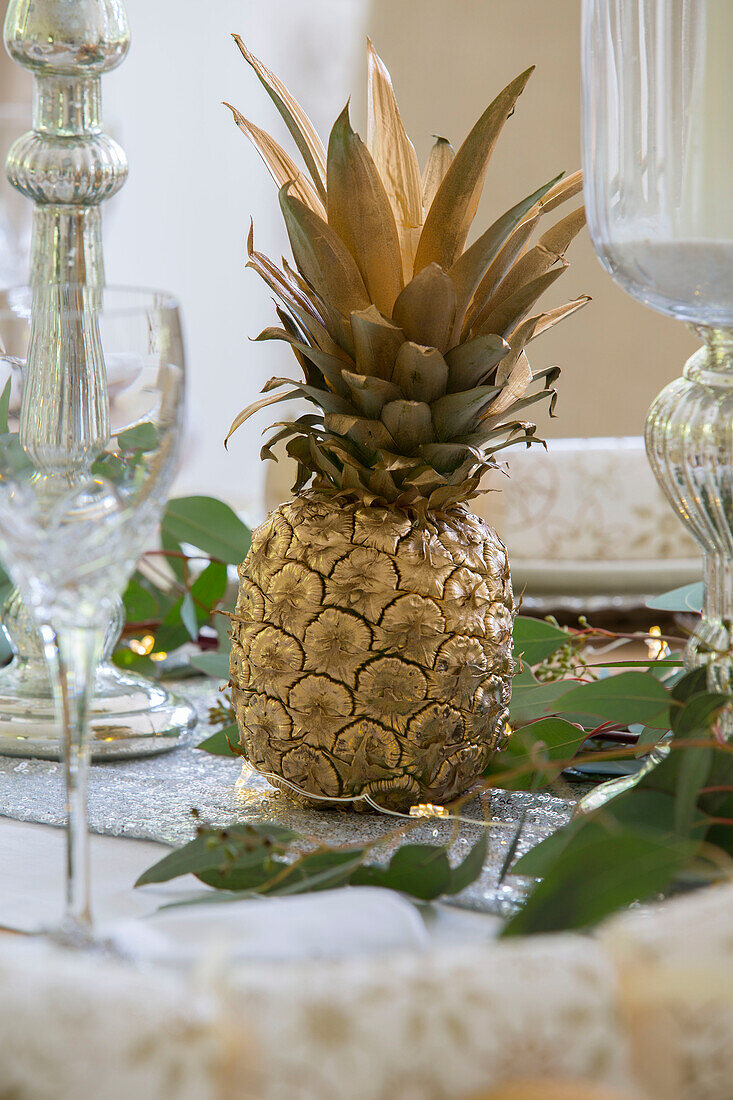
{"left": 0, "top": 285, "right": 185, "bottom": 941}
{"left": 582, "top": 0, "right": 733, "bottom": 716}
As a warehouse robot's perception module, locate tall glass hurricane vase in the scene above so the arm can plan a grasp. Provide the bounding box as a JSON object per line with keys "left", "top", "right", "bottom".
{"left": 0, "top": 287, "right": 185, "bottom": 941}
{"left": 582, "top": 0, "right": 733, "bottom": 715}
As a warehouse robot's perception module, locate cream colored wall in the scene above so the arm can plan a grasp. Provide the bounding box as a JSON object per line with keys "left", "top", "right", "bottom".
{"left": 0, "top": 0, "right": 700, "bottom": 520}
{"left": 364, "top": 0, "right": 698, "bottom": 440}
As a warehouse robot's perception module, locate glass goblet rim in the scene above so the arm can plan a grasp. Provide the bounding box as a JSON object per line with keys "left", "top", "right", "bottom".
{"left": 0, "top": 284, "right": 182, "bottom": 322}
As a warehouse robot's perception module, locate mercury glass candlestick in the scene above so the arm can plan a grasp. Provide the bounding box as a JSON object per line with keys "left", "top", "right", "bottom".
{"left": 582, "top": 0, "right": 733, "bottom": 721}
{"left": 0, "top": 0, "right": 195, "bottom": 758}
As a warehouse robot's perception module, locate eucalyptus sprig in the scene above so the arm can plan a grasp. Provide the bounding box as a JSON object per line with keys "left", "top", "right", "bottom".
{"left": 135, "top": 817, "right": 489, "bottom": 903}
{"left": 181, "top": 591, "right": 733, "bottom": 932}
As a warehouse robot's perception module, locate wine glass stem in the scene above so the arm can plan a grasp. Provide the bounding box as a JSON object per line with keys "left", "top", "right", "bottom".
{"left": 40, "top": 623, "right": 104, "bottom": 932}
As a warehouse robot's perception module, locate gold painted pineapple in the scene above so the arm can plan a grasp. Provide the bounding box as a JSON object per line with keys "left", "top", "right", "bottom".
{"left": 226, "top": 37, "right": 588, "bottom": 809}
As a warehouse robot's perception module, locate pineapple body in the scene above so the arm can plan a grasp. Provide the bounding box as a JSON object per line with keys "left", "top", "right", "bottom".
{"left": 230, "top": 492, "right": 513, "bottom": 810}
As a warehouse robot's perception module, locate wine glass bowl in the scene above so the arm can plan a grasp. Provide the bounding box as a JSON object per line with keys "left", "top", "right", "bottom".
{"left": 582, "top": 0, "right": 733, "bottom": 327}
{"left": 0, "top": 288, "right": 194, "bottom": 761}
{"left": 0, "top": 285, "right": 186, "bottom": 940}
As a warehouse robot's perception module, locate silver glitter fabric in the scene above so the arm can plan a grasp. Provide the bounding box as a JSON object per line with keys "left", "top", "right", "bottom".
{"left": 0, "top": 679, "right": 583, "bottom": 915}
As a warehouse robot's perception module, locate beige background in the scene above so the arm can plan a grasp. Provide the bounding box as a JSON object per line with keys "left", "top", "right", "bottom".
{"left": 0, "top": 0, "right": 700, "bottom": 508}
{"left": 364, "top": 0, "right": 698, "bottom": 440}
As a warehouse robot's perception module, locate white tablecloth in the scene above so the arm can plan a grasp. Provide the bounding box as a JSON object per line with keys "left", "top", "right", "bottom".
{"left": 2, "top": 816, "right": 733, "bottom": 1100}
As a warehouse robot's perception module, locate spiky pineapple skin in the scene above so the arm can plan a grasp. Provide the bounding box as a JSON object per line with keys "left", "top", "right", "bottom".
{"left": 229, "top": 492, "right": 514, "bottom": 810}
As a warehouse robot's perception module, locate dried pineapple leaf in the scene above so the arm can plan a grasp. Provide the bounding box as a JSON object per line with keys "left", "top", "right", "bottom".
{"left": 341, "top": 370, "right": 401, "bottom": 417}
{"left": 285, "top": 436, "right": 317, "bottom": 492}
{"left": 247, "top": 222, "right": 327, "bottom": 326}
{"left": 280, "top": 185, "right": 370, "bottom": 319}
{"left": 430, "top": 384, "right": 502, "bottom": 442}
{"left": 224, "top": 388, "right": 300, "bottom": 447}
{"left": 366, "top": 39, "right": 423, "bottom": 282}
{"left": 232, "top": 34, "right": 328, "bottom": 204}
{"left": 308, "top": 436, "right": 344, "bottom": 484}
{"left": 246, "top": 226, "right": 347, "bottom": 361}
{"left": 532, "top": 169, "right": 583, "bottom": 217}
{"left": 419, "top": 441, "right": 483, "bottom": 474}
{"left": 481, "top": 385, "right": 557, "bottom": 425}
{"left": 325, "top": 412, "right": 395, "bottom": 453}
{"left": 422, "top": 137, "right": 455, "bottom": 217}
{"left": 224, "top": 103, "right": 326, "bottom": 217}
{"left": 255, "top": 327, "right": 352, "bottom": 398}
{"left": 401, "top": 466, "right": 445, "bottom": 494}
{"left": 260, "top": 415, "right": 322, "bottom": 462}
{"left": 464, "top": 418, "right": 538, "bottom": 450}
{"left": 445, "top": 334, "right": 510, "bottom": 392}
{"left": 473, "top": 263, "right": 568, "bottom": 339}
{"left": 484, "top": 352, "right": 533, "bottom": 417}
{"left": 413, "top": 67, "right": 534, "bottom": 275}
{"left": 392, "top": 342, "right": 448, "bottom": 402}
{"left": 374, "top": 449, "right": 423, "bottom": 472}
{"left": 262, "top": 375, "right": 355, "bottom": 416}
{"left": 495, "top": 316, "right": 540, "bottom": 385}
{"left": 529, "top": 295, "right": 592, "bottom": 339}
{"left": 463, "top": 215, "right": 539, "bottom": 337}
{"left": 538, "top": 205, "right": 586, "bottom": 255}
{"left": 368, "top": 467, "right": 400, "bottom": 498}
{"left": 392, "top": 263, "right": 457, "bottom": 353}
{"left": 350, "top": 306, "right": 406, "bottom": 382}
{"left": 380, "top": 400, "right": 435, "bottom": 450}
{"left": 429, "top": 477, "right": 483, "bottom": 509}
{"left": 448, "top": 174, "right": 562, "bottom": 339}
{"left": 480, "top": 247, "right": 562, "bottom": 326}
{"left": 272, "top": 310, "right": 321, "bottom": 386}
{"left": 327, "top": 104, "right": 404, "bottom": 316}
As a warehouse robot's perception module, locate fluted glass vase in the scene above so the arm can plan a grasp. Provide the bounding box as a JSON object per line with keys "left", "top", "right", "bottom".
{"left": 582, "top": 0, "right": 733, "bottom": 720}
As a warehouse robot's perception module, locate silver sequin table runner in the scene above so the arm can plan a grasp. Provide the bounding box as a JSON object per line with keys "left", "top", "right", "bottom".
{"left": 0, "top": 680, "right": 582, "bottom": 915}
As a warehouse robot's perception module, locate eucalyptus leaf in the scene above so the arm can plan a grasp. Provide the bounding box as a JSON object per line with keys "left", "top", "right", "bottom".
{"left": 488, "top": 717, "right": 587, "bottom": 790}
{"left": 190, "top": 652, "right": 231, "bottom": 680}
{"left": 190, "top": 561, "right": 228, "bottom": 613}
{"left": 671, "top": 690, "right": 730, "bottom": 737}
{"left": 513, "top": 616, "right": 572, "bottom": 666}
{"left": 196, "top": 723, "right": 240, "bottom": 756}
{"left": 503, "top": 827, "right": 695, "bottom": 936}
{"left": 262, "top": 849, "right": 368, "bottom": 896}
{"left": 508, "top": 671, "right": 575, "bottom": 726}
{"left": 160, "top": 531, "right": 186, "bottom": 584}
{"left": 122, "top": 576, "right": 160, "bottom": 624}
{"left": 117, "top": 421, "right": 159, "bottom": 452}
{"left": 556, "top": 672, "right": 671, "bottom": 729}
{"left": 647, "top": 582, "right": 703, "bottom": 614}
{"left": 162, "top": 497, "right": 251, "bottom": 564}
{"left": 674, "top": 747, "right": 713, "bottom": 836}
{"left": 180, "top": 592, "right": 199, "bottom": 641}
{"left": 351, "top": 844, "right": 453, "bottom": 900}
{"left": 445, "top": 832, "right": 488, "bottom": 894}
{"left": 135, "top": 822, "right": 296, "bottom": 887}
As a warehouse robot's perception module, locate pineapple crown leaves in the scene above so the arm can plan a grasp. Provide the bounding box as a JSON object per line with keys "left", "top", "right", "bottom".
{"left": 225, "top": 35, "right": 590, "bottom": 510}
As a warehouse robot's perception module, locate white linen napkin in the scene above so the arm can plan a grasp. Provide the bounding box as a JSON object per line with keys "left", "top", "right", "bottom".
{"left": 112, "top": 886, "right": 429, "bottom": 963}
{"left": 0, "top": 818, "right": 430, "bottom": 960}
